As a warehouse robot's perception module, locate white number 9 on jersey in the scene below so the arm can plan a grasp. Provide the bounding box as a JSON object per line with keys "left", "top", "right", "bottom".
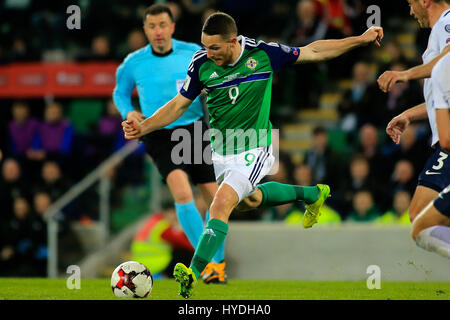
{"left": 229, "top": 86, "right": 239, "bottom": 104}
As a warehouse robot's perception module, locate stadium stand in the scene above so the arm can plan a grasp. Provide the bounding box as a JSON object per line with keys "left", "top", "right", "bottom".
{"left": 0, "top": 0, "right": 431, "bottom": 276}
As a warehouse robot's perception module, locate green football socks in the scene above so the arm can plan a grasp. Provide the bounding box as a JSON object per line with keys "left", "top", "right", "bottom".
{"left": 258, "top": 181, "right": 320, "bottom": 206}
{"left": 189, "top": 183, "right": 319, "bottom": 279}
{"left": 190, "top": 219, "right": 228, "bottom": 280}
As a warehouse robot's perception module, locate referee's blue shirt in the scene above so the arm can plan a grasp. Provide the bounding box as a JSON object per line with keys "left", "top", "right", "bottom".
{"left": 113, "top": 39, "right": 204, "bottom": 129}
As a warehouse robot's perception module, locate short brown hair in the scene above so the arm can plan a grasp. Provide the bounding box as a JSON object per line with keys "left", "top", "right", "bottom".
{"left": 202, "top": 12, "right": 237, "bottom": 38}
{"left": 142, "top": 4, "right": 174, "bottom": 24}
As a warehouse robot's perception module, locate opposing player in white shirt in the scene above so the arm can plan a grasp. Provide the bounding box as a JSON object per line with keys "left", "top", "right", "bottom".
{"left": 411, "top": 52, "right": 450, "bottom": 258}
{"left": 378, "top": 0, "right": 450, "bottom": 223}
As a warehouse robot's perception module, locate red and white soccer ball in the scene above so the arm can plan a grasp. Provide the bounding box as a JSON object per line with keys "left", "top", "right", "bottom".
{"left": 111, "top": 261, "right": 153, "bottom": 298}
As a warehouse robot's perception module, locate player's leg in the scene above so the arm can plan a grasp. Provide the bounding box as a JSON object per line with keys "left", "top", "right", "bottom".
{"left": 197, "top": 182, "right": 228, "bottom": 283}
{"left": 191, "top": 134, "right": 228, "bottom": 281}
{"left": 236, "top": 183, "right": 318, "bottom": 210}
{"left": 190, "top": 182, "right": 236, "bottom": 272}
{"left": 142, "top": 127, "right": 206, "bottom": 250}
{"left": 174, "top": 182, "right": 237, "bottom": 298}
{"left": 166, "top": 169, "right": 194, "bottom": 203}
{"left": 408, "top": 186, "right": 439, "bottom": 222}
{"left": 254, "top": 182, "right": 320, "bottom": 206}
{"left": 174, "top": 150, "right": 266, "bottom": 297}
{"left": 233, "top": 144, "right": 330, "bottom": 226}
{"left": 197, "top": 182, "right": 217, "bottom": 207}
{"left": 166, "top": 169, "right": 205, "bottom": 249}
{"left": 235, "top": 187, "right": 263, "bottom": 211}
{"left": 236, "top": 182, "right": 330, "bottom": 228}
{"left": 411, "top": 185, "right": 450, "bottom": 258}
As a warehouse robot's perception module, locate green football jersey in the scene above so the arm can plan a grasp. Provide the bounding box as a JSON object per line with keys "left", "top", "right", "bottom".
{"left": 180, "top": 36, "right": 300, "bottom": 155}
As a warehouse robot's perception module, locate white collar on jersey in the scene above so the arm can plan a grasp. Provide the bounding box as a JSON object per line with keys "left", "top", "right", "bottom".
{"left": 228, "top": 35, "right": 246, "bottom": 67}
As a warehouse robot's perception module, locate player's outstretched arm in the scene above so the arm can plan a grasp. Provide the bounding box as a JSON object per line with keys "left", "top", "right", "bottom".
{"left": 378, "top": 45, "right": 450, "bottom": 93}
{"left": 386, "top": 102, "right": 427, "bottom": 144}
{"left": 295, "top": 26, "right": 383, "bottom": 64}
{"left": 122, "top": 93, "right": 192, "bottom": 140}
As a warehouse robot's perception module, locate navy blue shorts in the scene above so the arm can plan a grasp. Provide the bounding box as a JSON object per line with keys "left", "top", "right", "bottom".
{"left": 434, "top": 184, "right": 450, "bottom": 218}
{"left": 417, "top": 146, "right": 450, "bottom": 192}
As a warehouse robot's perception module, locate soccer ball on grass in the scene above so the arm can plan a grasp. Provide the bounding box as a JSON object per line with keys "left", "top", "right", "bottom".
{"left": 111, "top": 261, "right": 153, "bottom": 298}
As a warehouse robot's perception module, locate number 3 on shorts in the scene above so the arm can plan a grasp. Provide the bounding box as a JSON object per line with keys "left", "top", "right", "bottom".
{"left": 432, "top": 152, "right": 448, "bottom": 170}
{"left": 244, "top": 152, "right": 256, "bottom": 167}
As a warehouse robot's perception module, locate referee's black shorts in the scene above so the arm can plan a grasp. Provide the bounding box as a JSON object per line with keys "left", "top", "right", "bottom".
{"left": 140, "top": 120, "right": 216, "bottom": 185}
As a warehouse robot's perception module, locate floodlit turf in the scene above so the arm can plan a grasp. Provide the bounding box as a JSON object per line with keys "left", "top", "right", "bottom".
{"left": 0, "top": 278, "right": 450, "bottom": 300}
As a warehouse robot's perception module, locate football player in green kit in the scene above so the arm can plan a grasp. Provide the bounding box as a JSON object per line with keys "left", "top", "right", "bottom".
{"left": 123, "top": 12, "right": 383, "bottom": 298}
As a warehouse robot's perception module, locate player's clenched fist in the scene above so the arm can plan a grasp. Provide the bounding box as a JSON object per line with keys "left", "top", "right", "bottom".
{"left": 122, "top": 119, "right": 142, "bottom": 140}
{"left": 359, "top": 26, "right": 384, "bottom": 47}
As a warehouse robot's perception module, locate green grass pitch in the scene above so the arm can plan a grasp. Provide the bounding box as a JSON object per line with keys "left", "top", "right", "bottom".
{"left": 0, "top": 278, "right": 449, "bottom": 300}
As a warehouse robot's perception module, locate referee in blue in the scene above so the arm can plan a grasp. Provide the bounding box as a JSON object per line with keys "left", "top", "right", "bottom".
{"left": 113, "top": 4, "right": 227, "bottom": 284}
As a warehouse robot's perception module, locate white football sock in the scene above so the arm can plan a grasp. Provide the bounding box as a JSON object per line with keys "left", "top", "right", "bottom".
{"left": 416, "top": 226, "right": 450, "bottom": 259}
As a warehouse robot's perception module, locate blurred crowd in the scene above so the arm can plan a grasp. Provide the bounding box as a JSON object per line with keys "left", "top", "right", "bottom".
{"left": 0, "top": 0, "right": 434, "bottom": 275}
{"left": 0, "top": 97, "right": 147, "bottom": 276}
{"left": 0, "top": 0, "right": 417, "bottom": 64}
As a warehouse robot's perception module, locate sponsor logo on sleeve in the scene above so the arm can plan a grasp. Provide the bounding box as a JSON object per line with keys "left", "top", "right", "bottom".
{"left": 182, "top": 75, "right": 191, "bottom": 91}
{"left": 280, "top": 44, "right": 291, "bottom": 53}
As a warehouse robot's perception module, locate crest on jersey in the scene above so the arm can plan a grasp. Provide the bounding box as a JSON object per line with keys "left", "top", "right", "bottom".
{"left": 246, "top": 57, "right": 258, "bottom": 70}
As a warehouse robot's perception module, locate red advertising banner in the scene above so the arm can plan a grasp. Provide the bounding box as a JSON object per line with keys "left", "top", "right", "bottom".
{"left": 0, "top": 62, "right": 124, "bottom": 98}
